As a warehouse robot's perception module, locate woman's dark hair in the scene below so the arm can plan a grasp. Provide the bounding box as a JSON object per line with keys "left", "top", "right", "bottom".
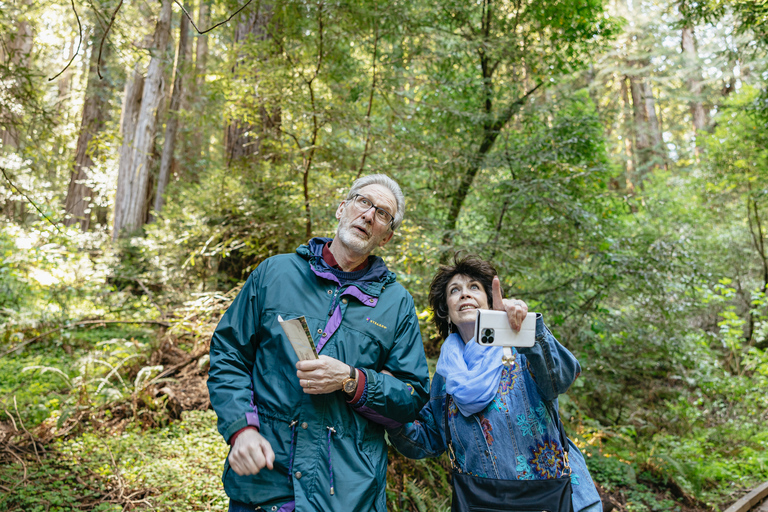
{"left": 428, "top": 253, "right": 498, "bottom": 340}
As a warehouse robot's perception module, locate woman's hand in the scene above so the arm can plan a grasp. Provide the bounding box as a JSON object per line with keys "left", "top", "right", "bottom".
{"left": 492, "top": 276, "right": 528, "bottom": 332}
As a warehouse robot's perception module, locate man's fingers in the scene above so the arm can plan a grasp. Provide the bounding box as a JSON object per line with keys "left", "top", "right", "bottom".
{"left": 261, "top": 439, "right": 275, "bottom": 470}
{"left": 492, "top": 276, "right": 504, "bottom": 311}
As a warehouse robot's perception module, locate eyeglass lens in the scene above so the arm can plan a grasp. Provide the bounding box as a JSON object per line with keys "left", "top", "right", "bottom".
{"left": 354, "top": 195, "right": 393, "bottom": 225}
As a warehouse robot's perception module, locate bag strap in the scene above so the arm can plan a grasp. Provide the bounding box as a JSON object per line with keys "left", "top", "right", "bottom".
{"left": 444, "top": 395, "right": 458, "bottom": 470}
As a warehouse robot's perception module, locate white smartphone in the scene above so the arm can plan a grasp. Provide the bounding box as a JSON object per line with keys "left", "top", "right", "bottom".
{"left": 474, "top": 310, "right": 536, "bottom": 348}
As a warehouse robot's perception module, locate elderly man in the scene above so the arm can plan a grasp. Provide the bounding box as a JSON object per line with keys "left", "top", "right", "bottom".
{"left": 207, "top": 174, "right": 430, "bottom": 512}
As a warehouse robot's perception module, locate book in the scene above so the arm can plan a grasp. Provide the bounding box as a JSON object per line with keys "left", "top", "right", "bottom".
{"left": 277, "top": 315, "right": 319, "bottom": 360}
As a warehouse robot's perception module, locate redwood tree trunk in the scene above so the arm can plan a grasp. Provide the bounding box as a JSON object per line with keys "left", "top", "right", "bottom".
{"left": 113, "top": 0, "right": 173, "bottom": 237}
{"left": 681, "top": 25, "right": 708, "bottom": 132}
{"left": 224, "top": 3, "right": 276, "bottom": 167}
{"left": 64, "top": 31, "right": 111, "bottom": 230}
{"left": 113, "top": 63, "right": 145, "bottom": 240}
{"left": 154, "top": 8, "right": 191, "bottom": 217}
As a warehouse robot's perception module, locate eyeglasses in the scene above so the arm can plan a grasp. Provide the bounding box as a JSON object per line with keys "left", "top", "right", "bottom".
{"left": 349, "top": 194, "right": 395, "bottom": 228}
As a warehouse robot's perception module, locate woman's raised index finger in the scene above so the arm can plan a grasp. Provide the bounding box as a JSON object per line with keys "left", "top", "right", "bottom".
{"left": 492, "top": 276, "right": 505, "bottom": 311}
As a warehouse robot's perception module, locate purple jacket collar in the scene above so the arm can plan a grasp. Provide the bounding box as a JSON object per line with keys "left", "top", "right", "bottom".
{"left": 296, "top": 237, "right": 395, "bottom": 296}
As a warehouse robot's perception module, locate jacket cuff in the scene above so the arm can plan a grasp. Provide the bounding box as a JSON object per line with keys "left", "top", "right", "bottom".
{"left": 223, "top": 412, "right": 261, "bottom": 443}
{"left": 346, "top": 368, "right": 366, "bottom": 405}
{"left": 229, "top": 426, "right": 259, "bottom": 446}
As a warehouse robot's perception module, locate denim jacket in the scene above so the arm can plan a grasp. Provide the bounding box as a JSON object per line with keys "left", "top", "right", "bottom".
{"left": 388, "top": 316, "right": 602, "bottom": 512}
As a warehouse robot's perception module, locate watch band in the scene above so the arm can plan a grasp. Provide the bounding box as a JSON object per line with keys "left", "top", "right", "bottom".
{"left": 348, "top": 365, "right": 356, "bottom": 379}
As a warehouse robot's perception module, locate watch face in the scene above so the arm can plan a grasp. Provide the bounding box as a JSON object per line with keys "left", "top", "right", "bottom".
{"left": 343, "top": 378, "right": 357, "bottom": 394}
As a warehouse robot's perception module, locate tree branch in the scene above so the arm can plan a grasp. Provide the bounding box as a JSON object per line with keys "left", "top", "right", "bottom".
{"left": 98, "top": 0, "right": 123, "bottom": 79}
{"left": 172, "top": 0, "right": 255, "bottom": 35}
{"left": 49, "top": 0, "right": 82, "bottom": 81}
{"left": 0, "top": 166, "right": 62, "bottom": 233}
{"left": 357, "top": 11, "right": 380, "bottom": 179}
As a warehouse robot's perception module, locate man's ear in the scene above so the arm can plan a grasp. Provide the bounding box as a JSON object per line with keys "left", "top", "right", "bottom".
{"left": 378, "top": 230, "right": 395, "bottom": 248}
{"left": 335, "top": 202, "right": 345, "bottom": 220}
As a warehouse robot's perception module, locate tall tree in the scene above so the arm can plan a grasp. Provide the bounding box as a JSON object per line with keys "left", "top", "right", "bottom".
{"left": 64, "top": 23, "right": 113, "bottom": 230}
{"left": 154, "top": 8, "right": 191, "bottom": 217}
{"left": 224, "top": 5, "right": 275, "bottom": 166}
{"left": 113, "top": 0, "right": 173, "bottom": 238}
{"left": 681, "top": 25, "right": 709, "bottom": 133}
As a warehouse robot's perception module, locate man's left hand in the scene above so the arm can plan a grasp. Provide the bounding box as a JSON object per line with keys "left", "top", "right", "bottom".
{"left": 296, "top": 355, "right": 351, "bottom": 394}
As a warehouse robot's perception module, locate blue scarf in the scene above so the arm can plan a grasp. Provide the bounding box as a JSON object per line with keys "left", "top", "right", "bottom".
{"left": 436, "top": 333, "right": 505, "bottom": 417}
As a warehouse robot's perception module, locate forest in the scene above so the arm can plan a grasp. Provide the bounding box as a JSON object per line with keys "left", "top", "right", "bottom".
{"left": 1, "top": 0, "right": 768, "bottom": 509}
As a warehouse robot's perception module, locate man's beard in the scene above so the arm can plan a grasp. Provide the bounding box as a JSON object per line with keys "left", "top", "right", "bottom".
{"left": 336, "top": 220, "right": 377, "bottom": 255}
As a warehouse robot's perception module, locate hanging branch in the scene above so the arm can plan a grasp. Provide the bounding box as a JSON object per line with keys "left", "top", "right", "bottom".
{"left": 49, "top": 0, "right": 83, "bottom": 81}
{"left": 172, "top": 0, "right": 255, "bottom": 34}
{"left": 0, "top": 166, "right": 62, "bottom": 233}
{"left": 95, "top": 0, "right": 254, "bottom": 79}
{"left": 356, "top": 7, "right": 380, "bottom": 179}
{"left": 98, "top": 0, "right": 124, "bottom": 79}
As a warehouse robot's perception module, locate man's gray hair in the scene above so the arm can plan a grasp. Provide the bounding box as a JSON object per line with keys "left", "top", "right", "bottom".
{"left": 346, "top": 174, "right": 405, "bottom": 231}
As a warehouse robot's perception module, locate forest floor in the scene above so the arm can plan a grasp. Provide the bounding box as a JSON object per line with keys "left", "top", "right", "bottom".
{"left": 0, "top": 323, "right": 749, "bottom": 511}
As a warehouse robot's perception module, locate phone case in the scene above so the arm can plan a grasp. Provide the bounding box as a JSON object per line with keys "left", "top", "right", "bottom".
{"left": 474, "top": 310, "right": 536, "bottom": 348}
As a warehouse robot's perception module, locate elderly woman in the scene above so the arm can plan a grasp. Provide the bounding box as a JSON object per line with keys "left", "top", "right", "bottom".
{"left": 388, "top": 255, "right": 602, "bottom": 512}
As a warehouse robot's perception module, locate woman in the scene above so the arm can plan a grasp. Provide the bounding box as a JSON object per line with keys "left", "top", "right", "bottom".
{"left": 388, "top": 254, "right": 602, "bottom": 512}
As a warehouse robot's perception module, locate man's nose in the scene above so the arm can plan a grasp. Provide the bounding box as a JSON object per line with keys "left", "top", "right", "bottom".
{"left": 361, "top": 207, "right": 375, "bottom": 223}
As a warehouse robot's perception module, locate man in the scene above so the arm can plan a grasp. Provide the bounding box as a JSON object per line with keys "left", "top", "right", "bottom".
{"left": 207, "top": 174, "right": 430, "bottom": 512}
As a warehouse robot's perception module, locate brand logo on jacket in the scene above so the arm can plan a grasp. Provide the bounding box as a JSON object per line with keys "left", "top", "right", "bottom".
{"left": 366, "top": 317, "right": 387, "bottom": 329}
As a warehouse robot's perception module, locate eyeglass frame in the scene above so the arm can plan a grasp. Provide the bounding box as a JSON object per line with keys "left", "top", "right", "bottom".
{"left": 348, "top": 193, "right": 395, "bottom": 229}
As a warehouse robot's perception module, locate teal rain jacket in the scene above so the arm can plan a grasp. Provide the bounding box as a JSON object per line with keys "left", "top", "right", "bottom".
{"left": 207, "top": 238, "right": 430, "bottom": 511}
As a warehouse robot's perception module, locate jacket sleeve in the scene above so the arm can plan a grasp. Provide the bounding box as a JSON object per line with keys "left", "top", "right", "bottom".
{"left": 387, "top": 383, "right": 446, "bottom": 459}
{"left": 350, "top": 297, "right": 430, "bottom": 428}
{"left": 517, "top": 314, "right": 581, "bottom": 402}
{"left": 207, "top": 270, "right": 262, "bottom": 442}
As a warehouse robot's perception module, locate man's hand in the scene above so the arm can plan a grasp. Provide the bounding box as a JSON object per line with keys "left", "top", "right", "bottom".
{"left": 492, "top": 275, "right": 528, "bottom": 332}
{"left": 228, "top": 429, "right": 275, "bottom": 476}
{"left": 296, "top": 355, "right": 351, "bottom": 394}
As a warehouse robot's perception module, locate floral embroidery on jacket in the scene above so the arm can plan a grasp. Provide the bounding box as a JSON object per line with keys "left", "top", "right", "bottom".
{"left": 529, "top": 439, "right": 566, "bottom": 478}
{"left": 515, "top": 455, "right": 535, "bottom": 480}
{"left": 498, "top": 366, "right": 517, "bottom": 396}
{"left": 478, "top": 414, "right": 494, "bottom": 445}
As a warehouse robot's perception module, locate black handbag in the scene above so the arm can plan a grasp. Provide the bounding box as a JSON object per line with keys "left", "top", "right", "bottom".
{"left": 445, "top": 395, "right": 575, "bottom": 512}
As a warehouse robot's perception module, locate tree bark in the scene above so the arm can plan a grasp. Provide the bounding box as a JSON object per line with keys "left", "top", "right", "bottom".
{"left": 113, "top": 0, "right": 173, "bottom": 238}
{"left": 64, "top": 31, "right": 112, "bottom": 230}
{"left": 681, "top": 25, "right": 708, "bottom": 133}
{"left": 154, "top": 9, "right": 191, "bottom": 217}
{"left": 0, "top": 10, "right": 34, "bottom": 149}
{"left": 113, "top": 62, "right": 145, "bottom": 240}
{"left": 224, "top": 3, "right": 276, "bottom": 167}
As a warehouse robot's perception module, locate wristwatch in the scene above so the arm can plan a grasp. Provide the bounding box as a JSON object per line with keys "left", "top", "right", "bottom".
{"left": 342, "top": 365, "right": 358, "bottom": 395}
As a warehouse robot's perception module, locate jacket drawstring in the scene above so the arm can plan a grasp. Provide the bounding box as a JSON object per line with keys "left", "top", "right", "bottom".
{"left": 326, "top": 426, "right": 336, "bottom": 495}
{"left": 287, "top": 420, "right": 298, "bottom": 480}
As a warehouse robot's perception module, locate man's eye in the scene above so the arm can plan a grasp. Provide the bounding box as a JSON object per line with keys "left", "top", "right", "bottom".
{"left": 471, "top": 284, "right": 479, "bottom": 290}
{"left": 361, "top": 198, "right": 372, "bottom": 207}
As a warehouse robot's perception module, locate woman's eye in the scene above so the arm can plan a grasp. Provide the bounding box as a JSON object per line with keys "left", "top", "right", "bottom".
{"left": 471, "top": 284, "right": 479, "bottom": 290}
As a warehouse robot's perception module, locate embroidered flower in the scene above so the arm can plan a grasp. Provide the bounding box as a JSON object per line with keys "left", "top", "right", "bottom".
{"left": 515, "top": 455, "right": 534, "bottom": 480}
{"left": 571, "top": 473, "right": 580, "bottom": 486}
{"left": 479, "top": 415, "right": 494, "bottom": 445}
{"left": 488, "top": 395, "right": 507, "bottom": 413}
{"left": 498, "top": 366, "right": 517, "bottom": 395}
{"left": 517, "top": 411, "right": 544, "bottom": 437}
{"left": 534, "top": 402, "right": 549, "bottom": 432}
{"left": 448, "top": 401, "right": 459, "bottom": 419}
{"left": 528, "top": 439, "right": 566, "bottom": 479}
{"left": 517, "top": 414, "right": 534, "bottom": 437}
